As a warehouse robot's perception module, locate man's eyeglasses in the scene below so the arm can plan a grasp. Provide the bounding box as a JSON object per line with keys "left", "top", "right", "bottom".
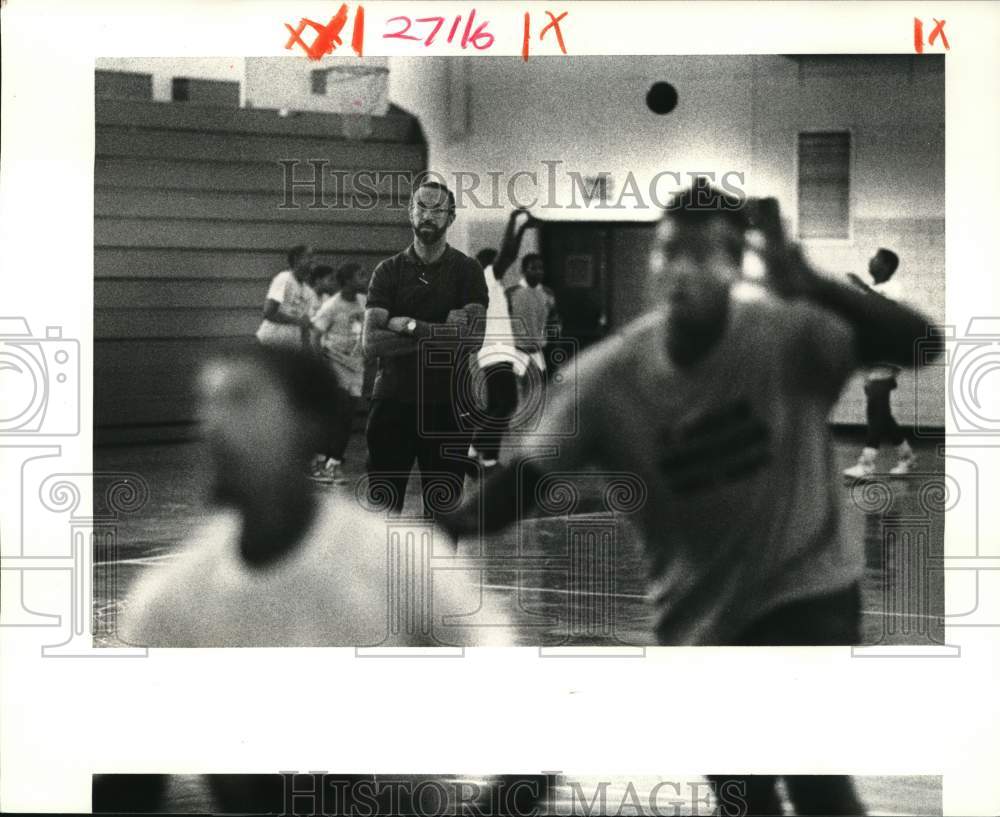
{"left": 412, "top": 201, "right": 452, "bottom": 215}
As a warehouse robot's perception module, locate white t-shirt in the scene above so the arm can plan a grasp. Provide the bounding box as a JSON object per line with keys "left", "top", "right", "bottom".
{"left": 255, "top": 270, "right": 319, "bottom": 348}
{"left": 476, "top": 265, "right": 527, "bottom": 373}
{"left": 525, "top": 285, "right": 862, "bottom": 645}
{"left": 312, "top": 292, "right": 367, "bottom": 396}
{"left": 118, "top": 495, "right": 512, "bottom": 647}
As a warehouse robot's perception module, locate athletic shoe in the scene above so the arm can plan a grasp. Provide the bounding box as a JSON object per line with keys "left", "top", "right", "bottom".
{"left": 843, "top": 447, "right": 878, "bottom": 479}
{"left": 843, "top": 460, "right": 877, "bottom": 479}
{"left": 320, "top": 459, "right": 349, "bottom": 485}
{"left": 889, "top": 453, "right": 917, "bottom": 475}
{"left": 308, "top": 463, "right": 335, "bottom": 484}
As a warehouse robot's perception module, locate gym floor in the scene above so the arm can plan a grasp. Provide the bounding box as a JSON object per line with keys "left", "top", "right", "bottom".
{"left": 93, "top": 430, "right": 945, "bottom": 649}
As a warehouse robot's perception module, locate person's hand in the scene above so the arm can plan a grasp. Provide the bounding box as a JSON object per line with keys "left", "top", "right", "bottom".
{"left": 846, "top": 272, "right": 871, "bottom": 292}
{"left": 387, "top": 316, "right": 411, "bottom": 333}
{"left": 446, "top": 309, "right": 469, "bottom": 327}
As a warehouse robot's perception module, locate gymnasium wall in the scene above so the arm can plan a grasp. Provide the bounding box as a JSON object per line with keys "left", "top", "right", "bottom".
{"left": 94, "top": 91, "right": 424, "bottom": 444}
{"left": 388, "top": 55, "right": 946, "bottom": 427}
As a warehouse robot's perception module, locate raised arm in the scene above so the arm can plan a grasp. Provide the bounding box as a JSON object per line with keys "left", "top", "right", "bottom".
{"left": 781, "top": 246, "right": 941, "bottom": 368}
{"left": 493, "top": 209, "right": 535, "bottom": 278}
{"left": 750, "top": 197, "right": 941, "bottom": 368}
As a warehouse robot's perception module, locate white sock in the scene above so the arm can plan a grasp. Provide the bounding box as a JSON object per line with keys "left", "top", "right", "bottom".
{"left": 860, "top": 446, "right": 878, "bottom": 462}
{"left": 896, "top": 441, "right": 913, "bottom": 459}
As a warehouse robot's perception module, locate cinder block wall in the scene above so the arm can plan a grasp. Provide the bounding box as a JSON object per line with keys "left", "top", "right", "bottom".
{"left": 94, "top": 92, "right": 424, "bottom": 444}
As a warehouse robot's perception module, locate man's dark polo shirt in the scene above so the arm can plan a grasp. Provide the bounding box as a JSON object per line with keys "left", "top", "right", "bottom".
{"left": 366, "top": 243, "right": 488, "bottom": 404}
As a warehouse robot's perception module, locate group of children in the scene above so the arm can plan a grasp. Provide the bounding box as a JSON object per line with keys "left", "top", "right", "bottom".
{"left": 255, "top": 244, "right": 368, "bottom": 484}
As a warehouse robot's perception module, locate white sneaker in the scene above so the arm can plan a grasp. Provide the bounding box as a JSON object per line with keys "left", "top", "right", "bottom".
{"left": 889, "top": 453, "right": 917, "bottom": 475}
{"left": 843, "top": 461, "right": 875, "bottom": 479}
{"left": 308, "top": 464, "right": 334, "bottom": 484}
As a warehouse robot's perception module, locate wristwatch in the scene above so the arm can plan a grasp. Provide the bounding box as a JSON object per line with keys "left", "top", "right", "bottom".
{"left": 406, "top": 319, "right": 418, "bottom": 334}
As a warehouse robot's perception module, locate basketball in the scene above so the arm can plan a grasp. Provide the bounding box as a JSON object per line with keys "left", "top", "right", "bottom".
{"left": 646, "top": 81, "right": 679, "bottom": 114}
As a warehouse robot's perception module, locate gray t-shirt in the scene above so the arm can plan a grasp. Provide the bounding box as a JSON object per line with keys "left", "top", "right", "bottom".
{"left": 526, "top": 283, "right": 861, "bottom": 645}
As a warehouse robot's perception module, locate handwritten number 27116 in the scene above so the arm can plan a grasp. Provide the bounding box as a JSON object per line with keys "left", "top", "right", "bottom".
{"left": 384, "top": 10, "right": 495, "bottom": 50}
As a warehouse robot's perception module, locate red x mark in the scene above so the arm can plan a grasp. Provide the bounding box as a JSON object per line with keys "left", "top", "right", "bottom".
{"left": 928, "top": 18, "right": 949, "bottom": 50}
{"left": 285, "top": 3, "right": 364, "bottom": 60}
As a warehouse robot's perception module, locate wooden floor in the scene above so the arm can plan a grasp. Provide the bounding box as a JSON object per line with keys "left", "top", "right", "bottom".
{"left": 93, "top": 431, "right": 945, "bottom": 648}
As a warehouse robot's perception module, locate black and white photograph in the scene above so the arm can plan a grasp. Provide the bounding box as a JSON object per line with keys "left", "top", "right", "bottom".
{"left": 91, "top": 54, "right": 946, "bottom": 649}
{"left": 3, "top": 3, "right": 999, "bottom": 816}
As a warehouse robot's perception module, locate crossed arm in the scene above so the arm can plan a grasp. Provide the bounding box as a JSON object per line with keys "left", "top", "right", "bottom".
{"left": 362, "top": 303, "right": 487, "bottom": 361}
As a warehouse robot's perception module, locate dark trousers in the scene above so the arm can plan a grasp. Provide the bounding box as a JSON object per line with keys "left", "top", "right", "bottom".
{"left": 708, "top": 775, "right": 866, "bottom": 816}
{"left": 324, "top": 394, "right": 358, "bottom": 462}
{"left": 864, "top": 377, "right": 904, "bottom": 449}
{"left": 471, "top": 362, "right": 518, "bottom": 462}
{"left": 725, "top": 583, "right": 861, "bottom": 647}
{"left": 366, "top": 398, "right": 468, "bottom": 517}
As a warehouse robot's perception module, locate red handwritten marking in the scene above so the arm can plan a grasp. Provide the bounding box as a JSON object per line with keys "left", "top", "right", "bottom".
{"left": 522, "top": 12, "right": 530, "bottom": 62}
{"left": 285, "top": 19, "right": 309, "bottom": 51}
{"left": 928, "top": 18, "right": 949, "bottom": 49}
{"left": 417, "top": 16, "right": 446, "bottom": 46}
{"left": 352, "top": 5, "right": 365, "bottom": 55}
{"left": 913, "top": 17, "right": 923, "bottom": 54}
{"left": 384, "top": 15, "right": 419, "bottom": 41}
{"left": 284, "top": 4, "right": 364, "bottom": 60}
{"left": 540, "top": 10, "right": 568, "bottom": 54}
{"left": 384, "top": 11, "right": 492, "bottom": 50}
{"left": 461, "top": 9, "right": 477, "bottom": 48}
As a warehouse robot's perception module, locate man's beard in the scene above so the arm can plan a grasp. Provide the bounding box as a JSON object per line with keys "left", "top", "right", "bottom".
{"left": 414, "top": 223, "right": 444, "bottom": 244}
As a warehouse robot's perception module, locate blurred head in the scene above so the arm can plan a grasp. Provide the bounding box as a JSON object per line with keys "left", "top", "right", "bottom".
{"left": 521, "top": 253, "right": 544, "bottom": 287}
{"left": 649, "top": 179, "right": 748, "bottom": 328}
{"left": 196, "top": 346, "right": 346, "bottom": 507}
{"left": 310, "top": 264, "right": 337, "bottom": 296}
{"left": 409, "top": 180, "right": 456, "bottom": 246}
{"left": 288, "top": 244, "right": 314, "bottom": 280}
{"left": 869, "top": 248, "right": 899, "bottom": 284}
{"left": 336, "top": 262, "right": 366, "bottom": 298}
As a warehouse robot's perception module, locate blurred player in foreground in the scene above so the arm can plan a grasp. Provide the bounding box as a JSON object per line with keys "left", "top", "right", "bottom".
{"left": 119, "top": 345, "right": 510, "bottom": 648}
{"left": 441, "top": 180, "right": 941, "bottom": 815}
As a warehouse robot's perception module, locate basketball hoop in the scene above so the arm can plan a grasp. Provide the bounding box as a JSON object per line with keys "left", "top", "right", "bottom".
{"left": 310, "top": 63, "right": 388, "bottom": 140}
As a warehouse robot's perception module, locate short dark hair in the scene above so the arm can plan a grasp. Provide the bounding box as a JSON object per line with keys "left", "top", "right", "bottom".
{"left": 875, "top": 248, "right": 900, "bottom": 275}
{"left": 310, "top": 264, "right": 334, "bottom": 286}
{"left": 335, "top": 262, "right": 363, "bottom": 287}
{"left": 413, "top": 178, "right": 456, "bottom": 213}
{"left": 662, "top": 177, "right": 749, "bottom": 233}
{"left": 288, "top": 244, "right": 312, "bottom": 268}
{"left": 206, "top": 345, "right": 349, "bottom": 440}
{"left": 521, "top": 252, "right": 542, "bottom": 271}
{"left": 476, "top": 248, "right": 498, "bottom": 268}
